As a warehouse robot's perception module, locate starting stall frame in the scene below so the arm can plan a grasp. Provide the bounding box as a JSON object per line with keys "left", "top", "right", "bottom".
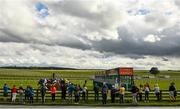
{"left": 93, "top": 67, "right": 134, "bottom": 90}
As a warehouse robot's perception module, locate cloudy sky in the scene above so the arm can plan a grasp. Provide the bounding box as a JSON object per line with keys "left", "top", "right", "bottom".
{"left": 0, "top": 0, "right": 180, "bottom": 70}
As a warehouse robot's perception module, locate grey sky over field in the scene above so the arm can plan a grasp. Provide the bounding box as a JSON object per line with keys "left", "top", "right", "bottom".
{"left": 0, "top": 0, "right": 180, "bottom": 69}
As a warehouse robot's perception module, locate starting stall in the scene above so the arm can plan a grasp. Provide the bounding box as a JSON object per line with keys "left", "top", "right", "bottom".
{"left": 93, "top": 67, "right": 134, "bottom": 90}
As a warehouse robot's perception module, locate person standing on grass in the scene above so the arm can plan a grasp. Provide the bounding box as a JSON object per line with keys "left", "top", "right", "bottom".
{"left": 131, "top": 84, "right": 139, "bottom": 104}
{"left": 61, "top": 83, "right": 67, "bottom": 101}
{"left": 18, "top": 86, "right": 24, "bottom": 104}
{"left": 154, "top": 84, "right": 160, "bottom": 101}
{"left": 82, "top": 85, "right": 88, "bottom": 102}
{"left": 119, "top": 84, "right": 125, "bottom": 103}
{"left": 173, "top": 83, "right": 177, "bottom": 101}
{"left": 138, "top": 84, "right": 143, "bottom": 101}
{"left": 144, "top": 83, "right": 150, "bottom": 102}
{"left": 29, "top": 86, "right": 34, "bottom": 104}
{"left": 3, "top": 83, "right": 9, "bottom": 97}
{"left": 111, "top": 85, "right": 116, "bottom": 103}
{"left": 68, "top": 83, "right": 74, "bottom": 103}
{"left": 74, "top": 84, "right": 81, "bottom": 104}
{"left": 94, "top": 83, "right": 99, "bottom": 101}
{"left": 40, "top": 84, "right": 47, "bottom": 104}
{"left": 169, "top": 82, "right": 176, "bottom": 102}
{"left": 102, "top": 82, "right": 108, "bottom": 105}
{"left": 25, "top": 86, "right": 30, "bottom": 103}
{"left": 11, "top": 85, "right": 17, "bottom": 103}
{"left": 50, "top": 85, "right": 57, "bottom": 102}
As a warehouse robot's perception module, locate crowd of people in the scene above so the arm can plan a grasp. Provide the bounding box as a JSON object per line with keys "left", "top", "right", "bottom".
{"left": 4, "top": 84, "right": 35, "bottom": 104}
{"left": 94, "top": 82, "right": 177, "bottom": 104}
{"left": 2, "top": 78, "right": 88, "bottom": 104}
{"left": 2, "top": 81, "right": 178, "bottom": 104}
{"left": 38, "top": 78, "right": 88, "bottom": 104}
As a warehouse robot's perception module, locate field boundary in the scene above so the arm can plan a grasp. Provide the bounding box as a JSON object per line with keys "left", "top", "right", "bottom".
{"left": 0, "top": 89, "right": 179, "bottom": 102}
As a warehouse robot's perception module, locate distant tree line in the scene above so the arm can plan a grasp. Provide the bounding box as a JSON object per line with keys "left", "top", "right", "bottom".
{"left": 0, "top": 66, "right": 76, "bottom": 70}
{"left": 0, "top": 66, "right": 104, "bottom": 70}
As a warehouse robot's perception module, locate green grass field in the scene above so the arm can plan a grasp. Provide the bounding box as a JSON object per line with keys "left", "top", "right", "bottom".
{"left": 0, "top": 68, "right": 180, "bottom": 105}
{"left": 134, "top": 70, "right": 180, "bottom": 77}
{"left": 0, "top": 68, "right": 180, "bottom": 90}
{"left": 0, "top": 69, "right": 99, "bottom": 79}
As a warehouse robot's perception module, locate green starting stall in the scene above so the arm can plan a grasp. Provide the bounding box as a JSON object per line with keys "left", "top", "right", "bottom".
{"left": 93, "top": 67, "right": 134, "bottom": 90}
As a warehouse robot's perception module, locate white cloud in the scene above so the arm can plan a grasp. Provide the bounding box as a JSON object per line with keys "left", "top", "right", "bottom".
{"left": 0, "top": 0, "right": 180, "bottom": 69}
{"left": 144, "top": 34, "right": 161, "bottom": 43}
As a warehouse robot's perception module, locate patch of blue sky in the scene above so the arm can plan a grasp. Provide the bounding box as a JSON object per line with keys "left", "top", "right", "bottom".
{"left": 35, "top": 2, "right": 48, "bottom": 11}
{"left": 35, "top": 2, "right": 49, "bottom": 18}
{"left": 137, "top": 9, "right": 150, "bottom": 15}
{"left": 127, "top": 8, "right": 150, "bottom": 16}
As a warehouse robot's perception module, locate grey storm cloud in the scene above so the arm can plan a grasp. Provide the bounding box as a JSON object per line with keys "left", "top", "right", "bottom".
{"left": 91, "top": 38, "right": 180, "bottom": 56}
{"left": 41, "top": 0, "right": 180, "bottom": 57}
{"left": 174, "top": 0, "right": 180, "bottom": 8}
{"left": 0, "top": 29, "right": 28, "bottom": 43}
{"left": 89, "top": 24, "right": 180, "bottom": 56}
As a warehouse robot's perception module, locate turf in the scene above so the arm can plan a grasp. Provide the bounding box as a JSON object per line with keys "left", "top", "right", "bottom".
{"left": 0, "top": 68, "right": 180, "bottom": 90}
{"left": 0, "top": 68, "right": 180, "bottom": 105}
